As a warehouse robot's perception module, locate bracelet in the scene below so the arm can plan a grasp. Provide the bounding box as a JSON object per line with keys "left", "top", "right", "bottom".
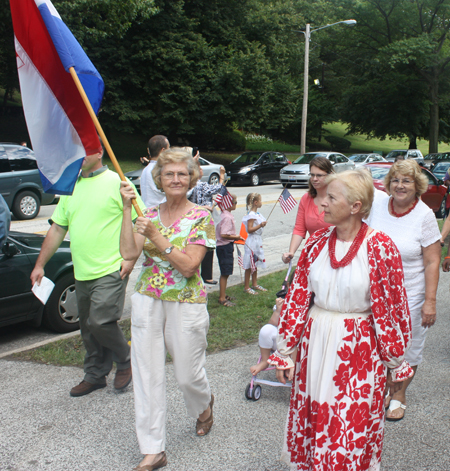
{"left": 445, "top": 256, "right": 450, "bottom": 259}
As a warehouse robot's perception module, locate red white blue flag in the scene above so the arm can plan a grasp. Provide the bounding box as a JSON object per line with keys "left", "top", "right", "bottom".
{"left": 236, "top": 246, "right": 244, "bottom": 269}
{"left": 215, "top": 185, "right": 234, "bottom": 211}
{"left": 9, "top": 0, "right": 104, "bottom": 195}
{"left": 279, "top": 188, "right": 297, "bottom": 214}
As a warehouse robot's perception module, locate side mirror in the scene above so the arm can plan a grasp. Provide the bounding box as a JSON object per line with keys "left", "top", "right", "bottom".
{"left": 2, "top": 242, "right": 19, "bottom": 257}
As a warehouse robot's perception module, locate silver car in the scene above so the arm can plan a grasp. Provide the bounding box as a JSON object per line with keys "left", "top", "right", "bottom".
{"left": 125, "top": 156, "right": 226, "bottom": 194}
{"left": 279, "top": 152, "right": 355, "bottom": 187}
{"left": 348, "top": 153, "right": 387, "bottom": 167}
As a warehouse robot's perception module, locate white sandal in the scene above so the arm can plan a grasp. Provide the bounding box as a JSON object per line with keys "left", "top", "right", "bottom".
{"left": 244, "top": 288, "right": 258, "bottom": 295}
{"left": 386, "top": 399, "right": 406, "bottom": 422}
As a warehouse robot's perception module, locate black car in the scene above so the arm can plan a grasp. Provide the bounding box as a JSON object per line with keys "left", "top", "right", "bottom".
{"left": 0, "top": 143, "right": 56, "bottom": 220}
{"left": 226, "top": 151, "right": 290, "bottom": 186}
{"left": 0, "top": 231, "right": 78, "bottom": 333}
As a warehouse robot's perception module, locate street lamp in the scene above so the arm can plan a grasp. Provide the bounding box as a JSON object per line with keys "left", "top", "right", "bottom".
{"left": 298, "top": 19, "right": 356, "bottom": 155}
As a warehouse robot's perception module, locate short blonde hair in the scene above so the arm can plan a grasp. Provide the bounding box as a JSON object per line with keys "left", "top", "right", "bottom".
{"left": 384, "top": 160, "right": 428, "bottom": 197}
{"left": 152, "top": 147, "right": 200, "bottom": 191}
{"left": 325, "top": 168, "right": 374, "bottom": 218}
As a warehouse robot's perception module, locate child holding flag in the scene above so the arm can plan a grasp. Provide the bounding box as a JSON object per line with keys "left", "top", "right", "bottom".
{"left": 242, "top": 193, "right": 267, "bottom": 295}
{"left": 216, "top": 194, "right": 243, "bottom": 307}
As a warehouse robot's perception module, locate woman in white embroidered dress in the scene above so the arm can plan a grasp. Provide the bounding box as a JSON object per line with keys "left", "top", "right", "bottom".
{"left": 366, "top": 159, "right": 440, "bottom": 421}
{"left": 269, "top": 169, "right": 413, "bottom": 471}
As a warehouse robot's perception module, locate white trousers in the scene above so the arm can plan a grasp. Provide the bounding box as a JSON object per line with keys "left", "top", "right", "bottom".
{"left": 258, "top": 324, "right": 277, "bottom": 351}
{"left": 405, "top": 304, "right": 428, "bottom": 366}
{"left": 131, "top": 293, "right": 211, "bottom": 454}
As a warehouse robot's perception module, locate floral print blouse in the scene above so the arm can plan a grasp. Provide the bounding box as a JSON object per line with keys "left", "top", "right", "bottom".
{"left": 135, "top": 205, "right": 216, "bottom": 303}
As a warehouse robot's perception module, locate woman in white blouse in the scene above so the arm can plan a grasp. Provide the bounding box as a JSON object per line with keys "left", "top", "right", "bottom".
{"left": 367, "top": 159, "right": 441, "bottom": 421}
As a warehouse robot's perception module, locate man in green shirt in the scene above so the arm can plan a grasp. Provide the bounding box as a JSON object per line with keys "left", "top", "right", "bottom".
{"left": 31, "top": 149, "right": 145, "bottom": 397}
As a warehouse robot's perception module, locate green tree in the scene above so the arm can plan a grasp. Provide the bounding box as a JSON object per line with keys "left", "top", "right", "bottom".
{"left": 332, "top": 0, "right": 450, "bottom": 153}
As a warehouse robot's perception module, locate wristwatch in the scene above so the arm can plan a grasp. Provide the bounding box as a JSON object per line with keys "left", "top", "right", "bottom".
{"left": 164, "top": 245, "right": 174, "bottom": 255}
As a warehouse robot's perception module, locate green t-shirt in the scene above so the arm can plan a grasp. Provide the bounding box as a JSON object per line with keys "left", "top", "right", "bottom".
{"left": 52, "top": 169, "right": 145, "bottom": 281}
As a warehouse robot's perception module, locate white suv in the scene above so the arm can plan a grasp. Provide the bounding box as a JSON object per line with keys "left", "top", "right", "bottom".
{"left": 385, "top": 149, "right": 424, "bottom": 165}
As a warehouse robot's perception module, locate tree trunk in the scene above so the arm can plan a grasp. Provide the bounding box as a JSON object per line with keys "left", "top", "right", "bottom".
{"left": 429, "top": 75, "right": 439, "bottom": 154}
{"left": 408, "top": 134, "right": 417, "bottom": 149}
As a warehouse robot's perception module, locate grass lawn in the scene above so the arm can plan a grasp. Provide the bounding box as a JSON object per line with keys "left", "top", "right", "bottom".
{"left": 13, "top": 270, "right": 288, "bottom": 368}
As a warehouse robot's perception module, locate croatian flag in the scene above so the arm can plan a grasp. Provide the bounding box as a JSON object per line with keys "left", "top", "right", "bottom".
{"left": 10, "top": 0, "right": 104, "bottom": 195}
{"left": 215, "top": 185, "right": 234, "bottom": 211}
{"left": 278, "top": 188, "right": 297, "bottom": 214}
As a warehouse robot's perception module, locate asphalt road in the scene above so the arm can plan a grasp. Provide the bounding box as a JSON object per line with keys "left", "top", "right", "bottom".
{"left": 0, "top": 182, "right": 308, "bottom": 357}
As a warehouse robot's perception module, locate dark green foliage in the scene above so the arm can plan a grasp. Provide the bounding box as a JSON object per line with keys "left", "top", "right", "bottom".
{"left": 196, "top": 130, "right": 246, "bottom": 152}
{"left": 324, "top": 135, "right": 351, "bottom": 152}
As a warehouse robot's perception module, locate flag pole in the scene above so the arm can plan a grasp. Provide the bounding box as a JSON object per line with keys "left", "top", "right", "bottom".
{"left": 68, "top": 67, "right": 143, "bottom": 217}
{"left": 265, "top": 192, "right": 282, "bottom": 223}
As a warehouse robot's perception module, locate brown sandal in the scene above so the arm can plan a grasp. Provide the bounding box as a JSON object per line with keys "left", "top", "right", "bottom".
{"left": 132, "top": 451, "right": 167, "bottom": 470}
{"left": 219, "top": 299, "right": 235, "bottom": 307}
{"left": 196, "top": 394, "right": 214, "bottom": 436}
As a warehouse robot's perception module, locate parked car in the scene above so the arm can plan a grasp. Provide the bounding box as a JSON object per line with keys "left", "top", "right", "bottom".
{"left": 424, "top": 152, "right": 450, "bottom": 170}
{"left": 0, "top": 231, "right": 78, "bottom": 333}
{"left": 125, "top": 156, "right": 227, "bottom": 193}
{"left": 226, "top": 151, "right": 290, "bottom": 186}
{"left": 0, "top": 143, "right": 56, "bottom": 220}
{"left": 385, "top": 149, "right": 424, "bottom": 165}
{"left": 348, "top": 153, "right": 387, "bottom": 167}
{"left": 432, "top": 161, "right": 450, "bottom": 182}
{"left": 279, "top": 152, "right": 355, "bottom": 188}
{"left": 365, "top": 162, "right": 449, "bottom": 218}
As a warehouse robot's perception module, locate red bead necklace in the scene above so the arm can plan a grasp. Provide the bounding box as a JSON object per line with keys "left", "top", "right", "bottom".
{"left": 389, "top": 196, "right": 419, "bottom": 218}
{"left": 329, "top": 222, "right": 368, "bottom": 269}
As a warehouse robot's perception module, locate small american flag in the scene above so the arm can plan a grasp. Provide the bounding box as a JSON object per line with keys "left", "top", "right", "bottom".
{"left": 250, "top": 249, "right": 257, "bottom": 273}
{"left": 236, "top": 246, "right": 244, "bottom": 269}
{"left": 215, "top": 185, "right": 234, "bottom": 210}
{"left": 278, "top": 188, "right": 297, "bottom": 214}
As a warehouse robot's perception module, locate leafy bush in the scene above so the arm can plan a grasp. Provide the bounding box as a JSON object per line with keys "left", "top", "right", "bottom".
{"left": 245, "top": 133, "right": 273, "bottom": 144}
{"left": 212, "top": 130, "right": 246, "bottom": 151}
{"left": 324, "top": 135, "right": 351, "bottom": 152}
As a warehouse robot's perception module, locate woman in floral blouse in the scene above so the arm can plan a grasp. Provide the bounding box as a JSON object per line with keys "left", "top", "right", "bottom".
{"left": 269, "top": 169, "right": 413, "bottom": 471}
{"left": 120, "top": 147, "right": 216, "bottom": 471}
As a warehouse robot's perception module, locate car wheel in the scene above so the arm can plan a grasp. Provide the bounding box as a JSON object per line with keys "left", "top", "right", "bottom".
{"left": 208, "top": 173, "right": 220, "bottom": 185}
{"left": 435, "top": 197, "right": 446, "bottom": 219}
{"left": 12, "top": 191, "right": 40, "bottom": 220}
{"left": 42, "top": 272, "right": 79, "bottom": 333}
{"left": 250, "top": 173, "right": 260, "bottom": 186}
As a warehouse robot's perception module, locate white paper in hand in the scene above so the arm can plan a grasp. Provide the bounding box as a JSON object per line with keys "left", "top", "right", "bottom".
{"left": 32, "top": 277, "right": 55, "bottom": 305}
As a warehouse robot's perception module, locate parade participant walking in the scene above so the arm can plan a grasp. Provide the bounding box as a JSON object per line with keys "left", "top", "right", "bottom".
{"left": 242, "top": 192, "right": 266, "bottom": 295}
{"left": 119, "top": 147, "right": 215, "bottom": 471}
{"left": 367, "top": 159, "right": 440, "bottom": 421}
{"left": 270, "top": 169, "right": 413, "bottom": 470}
{"left": 282, "top": 156, "right": 334, "bottom": 264}
{"left": 30, "top": 149, "right": 145, "bottom": 397}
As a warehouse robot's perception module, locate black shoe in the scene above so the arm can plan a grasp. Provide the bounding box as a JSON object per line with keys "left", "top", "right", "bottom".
{"left": 204, "top": 280, "right": 218, "bottom": 285}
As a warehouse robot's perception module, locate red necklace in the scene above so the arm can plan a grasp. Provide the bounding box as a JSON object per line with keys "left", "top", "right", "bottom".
{"left": 329, "top": 222, "right": 368, "bottom": 269}
{"left": 389, "top": 196, "right": 419, "bottom": 218}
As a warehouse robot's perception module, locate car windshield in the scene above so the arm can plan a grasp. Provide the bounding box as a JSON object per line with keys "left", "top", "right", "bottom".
{"left": 231, "top": 153, "right": 261, "bottom": 164}
{"left": 434, "top": 162, "right": 450, "bottom": 172}
{"left": 367, "top": 166, "right": 389, "bottom": 180}
{"left": 349, "top": 154, "right": 368, "bottom": 162}
{"left": 293, "top": 153, "right": 328, "bottom": 164}
{"left": 385, "top": 150, "right": 407, "bottom": 159}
